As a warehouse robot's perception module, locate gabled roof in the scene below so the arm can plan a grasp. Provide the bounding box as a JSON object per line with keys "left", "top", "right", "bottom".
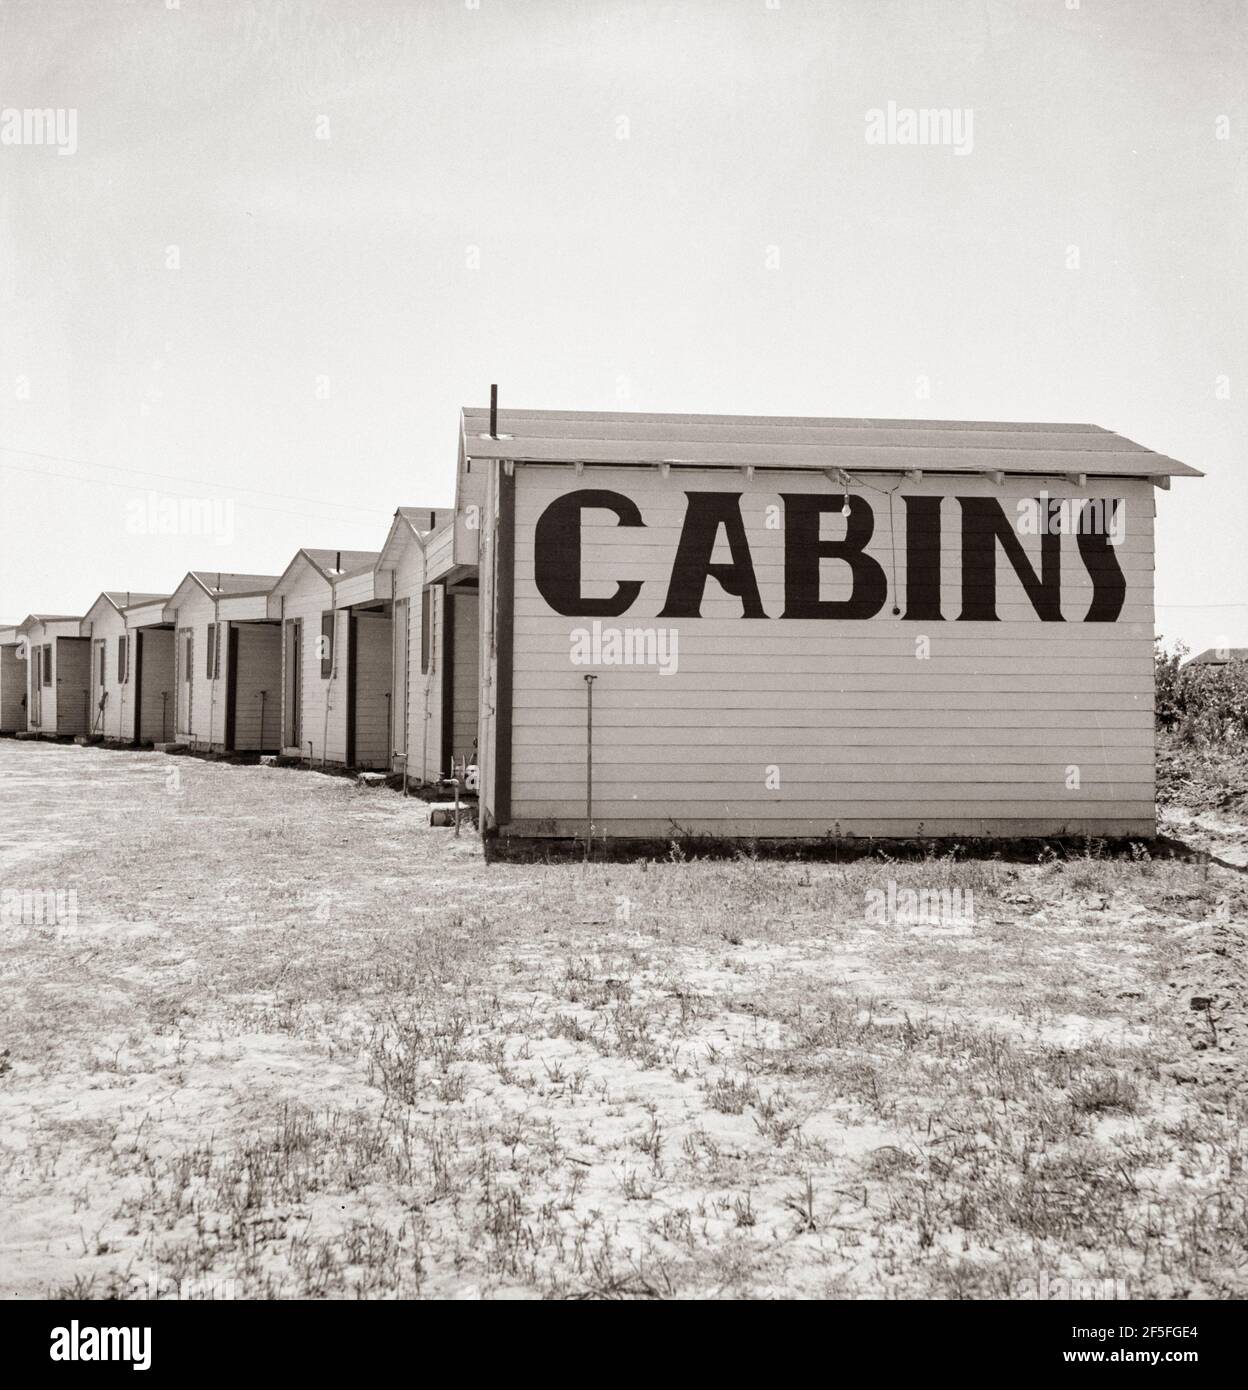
{"left": 376, "top": 508, "right": 452, "bottom": 570}
{"left": 17, "top": 613, "right": 81, "bottom": 635}
{"left": 270, "top": 548, "right": 380, "bottom": 594}
{"left": 302, "top": 549, "right": 380, "bottom": 580}
{"left": 85, "top": 590, "right": 168, "bottom": 617}
{"left": 333, "top": 556, "right": 382, "bottom": 582}
{"left": 397, "top": 506, "right": 452, "bottom": 533}
{"left": 458, "top": 407, "right": 1203, "bottom": 479}
{"left": 188, "top": 572, "right": 278, "bottom": 595}
{"left": 165, "top": 572, "right": 280, "bottom": 613}
{"left": 1187, "top": 647, "right": 1248, "bottom": 665}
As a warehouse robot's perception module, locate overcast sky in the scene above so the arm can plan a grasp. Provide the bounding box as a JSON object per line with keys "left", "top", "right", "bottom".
{"left": 0, "top": 0, "right": 1243, "bottom": 653}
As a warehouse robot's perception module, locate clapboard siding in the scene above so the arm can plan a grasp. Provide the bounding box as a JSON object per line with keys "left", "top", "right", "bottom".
{"left": 231, "top": 623, "right": 282, "bottom": 751}
{"left": 386, "top": 527, "right": 443, "bottom": 780}
{"left": 503, "top": 465, "right": 1158, "bottom": 836}
{"left": 279, "top": 579, "right": 346, "bottom": 762}
{"left": 505, "top": 817, "right": 1156, "bottom": 838}
{"left": 514, "top": 791, "right": 1155, "bottom": 812}
{"left": 334, "top": 569, "right": 376, "bottom": 608}
{"left": 513, "top": 723, "right": 1152, "bottom": 747}
{"left": 514, "top": 690, "right": 1151, "bottom": 710}
{"left": 352, "top": 612, "right": 392, "bottom": 768}
{"left": 169, "top": 586, "right": 227, "bottom": 748}
{"left": 476, "top": 463, "right": 502, "bottom": 823}
{"left": 83, "top": 599, "right": 130, "bottom": 740}
{"left": 425, "top": 525, "right": 455, "bottom": 581}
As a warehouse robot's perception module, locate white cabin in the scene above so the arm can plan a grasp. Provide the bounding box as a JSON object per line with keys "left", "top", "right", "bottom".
{"left": 164, "top": 573, "right": 279, "bottom": 752}
{"left": 18, "top": 614, "right": 89, "bottom": 739}
{"left": 375, "top": 508, "right": 477, "bottom": 783}
{"left": 80, "top": 592, "right": 168, "bottom": 742}
{"left": 460, "top": 408, "right": 1202, "bottom": 841}
{"left": 266, "top": 549, "right": 378, "bottom": 765}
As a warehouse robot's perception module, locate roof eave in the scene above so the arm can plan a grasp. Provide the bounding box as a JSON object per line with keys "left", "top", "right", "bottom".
{"left": 457, "top": 447, "right": 1203, "bottom": 479}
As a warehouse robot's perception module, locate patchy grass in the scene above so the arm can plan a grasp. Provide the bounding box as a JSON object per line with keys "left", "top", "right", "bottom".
{"left": 0, "top": 740, "right": 1246, "bottom": 1300}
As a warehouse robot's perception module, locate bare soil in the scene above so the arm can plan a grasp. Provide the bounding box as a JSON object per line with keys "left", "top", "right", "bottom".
{"left": 1, "top": 739, "right": 1245, "bottom": 1299}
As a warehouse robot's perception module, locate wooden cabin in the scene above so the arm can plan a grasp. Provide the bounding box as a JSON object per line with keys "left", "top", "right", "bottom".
{"left": 164, "top": 573, "right": 279, "bottom": 752}
{"left": 17, "top": 614, "right": 89, "bottom": 739}
{"left": 0, "top": 625, "right": 25, "bottom": 734}
{"left": 80, "top": 592, "right": 168, "bottom": 742}
{"left": 375, "top": 507, "right": 477, "bottom": 783}
{"left": 123, "top": 599, "right": 178, "bottom": 745}
{"left": 265, "top": 549, "right": 378, "bottom": 765}
{"left": 459, "top": 408, "right": 1202, "bottom": 841}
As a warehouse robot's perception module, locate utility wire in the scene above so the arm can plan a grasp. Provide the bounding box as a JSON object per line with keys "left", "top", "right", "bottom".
{"left": 0, "top": 443, "right": 391, "bottom": 517}
{"left": 0, "top": 456, "right": 381, "bottom": 528}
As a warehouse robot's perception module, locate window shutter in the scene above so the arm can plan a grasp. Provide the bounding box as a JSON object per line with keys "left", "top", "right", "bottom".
{"left": 420, "top": 589, "right": 432, "bottom": 674}
{"left": 118, "top": 635, "right": 128, "bottom": 684}
{"left": 206, "top": 624, "right": 216, "bottom": 678}
{"left": 320, "top": 611, "right": 334, "bottom": 678}
{"left": 43, "top": 644, "right": 52, "bottom": 686}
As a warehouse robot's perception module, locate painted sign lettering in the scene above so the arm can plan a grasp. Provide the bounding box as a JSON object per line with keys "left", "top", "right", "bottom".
{"left": 532, "top": 489, "right": 1126, "bottom": 623}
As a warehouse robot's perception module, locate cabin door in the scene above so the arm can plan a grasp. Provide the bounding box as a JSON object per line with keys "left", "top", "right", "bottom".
{"left": 30, "top": 646, "right": 42, "bottom": 727}
{"left": 392, "top": 598, "right": 409, "bottom": 762}
{"left": 223, "top": 625, "right": 240, "bottom": 751}
{"left": 92, "top": 638, "right": 106, "bottom": 733}
{"left": 283, "top": 617, "right": 302, "bottom": 749}
{"left": 177, "top": 627, "right": 193, "bottom": 736}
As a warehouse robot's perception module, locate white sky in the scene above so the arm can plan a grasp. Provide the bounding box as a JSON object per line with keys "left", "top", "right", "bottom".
{"left": 0, "top": 0, "right": 1244, "bottom": 654}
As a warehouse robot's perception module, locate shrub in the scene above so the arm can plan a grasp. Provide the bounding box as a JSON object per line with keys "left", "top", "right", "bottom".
{"left": 1155, "top": 638, "right": 1248, "bottom": 743}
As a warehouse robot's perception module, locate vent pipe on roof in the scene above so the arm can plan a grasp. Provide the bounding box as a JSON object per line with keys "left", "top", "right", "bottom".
{"left": 489, "top": 383, "right": 498, "bottom": 439}
{"left": 335, "top": 551, "right": 341, "bottom": 572}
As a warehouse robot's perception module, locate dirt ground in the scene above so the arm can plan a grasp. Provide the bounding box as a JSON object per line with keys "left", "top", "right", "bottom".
{"left": 0, "top": 739, "right": 1245, "bottom": 1300}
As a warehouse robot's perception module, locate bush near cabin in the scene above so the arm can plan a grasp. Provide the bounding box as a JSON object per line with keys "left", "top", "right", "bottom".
{"left": 1155, "top": 638, "right": 1248, "bottom": 813}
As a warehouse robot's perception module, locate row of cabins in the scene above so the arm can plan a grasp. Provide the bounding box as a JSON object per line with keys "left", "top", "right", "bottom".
{"left": 2, "top": 408, "right": 1203, "bottom": 840}
{"left": 0, "top": 508, "right": 478, "bottom": 787}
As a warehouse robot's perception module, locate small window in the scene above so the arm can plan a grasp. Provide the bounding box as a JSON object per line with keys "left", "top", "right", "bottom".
{"left": 97, "top": 642, "right": 106, "bottom": 688}
{"left": 118, "top": 635, "right": 128, "bottom": 684}
{"left": 320, "top": 611, "right": 334, "bottom": 678}
{"left": 42, "top": 644, "right": 52, "bottom": 686}
{"left": 206, "top": 624, "right": 216, "bottom": 679}
{"left": 420, "top": 589, "right": 432, "bottom": 674}
{"left": 184, "top": 633, "right": 192, "bottom": 680}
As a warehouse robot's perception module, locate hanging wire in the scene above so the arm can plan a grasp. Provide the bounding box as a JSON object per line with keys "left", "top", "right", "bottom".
{"left": 842, "top": 470, "right": 904, "bottom": 616}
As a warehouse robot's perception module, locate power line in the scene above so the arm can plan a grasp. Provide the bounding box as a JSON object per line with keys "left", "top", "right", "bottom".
{"left": 0, "top": 443, "right": 391, "bottom": 517}
{"left": 0, "top": 456, "right": 382, "bottom": 529}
